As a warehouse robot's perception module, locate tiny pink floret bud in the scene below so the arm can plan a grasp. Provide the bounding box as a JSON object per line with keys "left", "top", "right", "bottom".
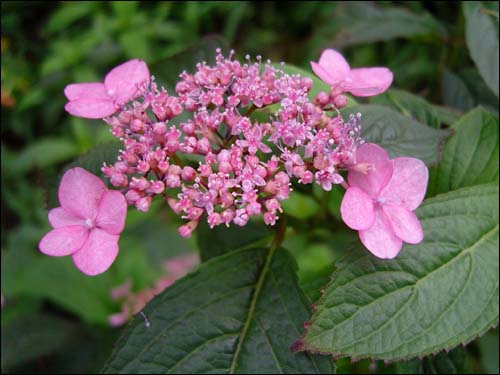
{"left": 333, "top": 94, "right": 348, "bottom": 108}
{"left": 178, "top": 220, "right": 199, "bottom": 238}
{"left": 181, "top": 166, "right": 197, "bottom": 181}
{"left": 136, "top": 196, "right": 152, "bottom": 212}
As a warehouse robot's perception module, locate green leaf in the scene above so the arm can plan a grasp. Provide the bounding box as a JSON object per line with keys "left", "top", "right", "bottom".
{"left": 463, "top": 1, "right": 499, "bottom": 97}
{"left": 65, "top": 141, "right": 122, "bottom": 176}
{"left": 430, "top": 104, "right": 462, "bottom": 126}
{"left": 371, "top": 88, "right": 455, "bottom": 128}
{"left": 477, "top": 329, "right": 499, "bottom": 374}
{"left": 45, "top": 2, "right": 99, "bottom": 34}
{"left": 442, "top": 70, "right": 475, "bottom": 112}
{"left": 0, "top": 226, "right": 115, "bottom": 324}
{"left": 0, "top": 224, "right": 150, "bottom": 325}
{"left": 0, "top": 296, "right": 42, "bottom": 327}
{"left": 296, "top": 183, "right": 499, "bottom": 360}
{"left": 342, "top": 105, "right": 449, "bottom": 165}
{"left": 12, "top": 138, "right": 80, "bottom": 174}
{"left": 395, "top": 347, "right": 467, "bottom": 374}
{"left": 197, "top": 219, "right": 272, "bottom": 262}
{"left": 1, "top": 314, "right": 76, "bottom": 370}
{"left": 460, "top": 68, "right": 500, "bottom": 115}
{"left": 327, "top": 2, "right": 446, "bottom": 48}
{"left": 282, "top": 191, "right": 320, "bottom": 220}
{"left": 103, "top": 247, "right": 332, "bottom": 373}
{"left": 429, "top": 108, "right": 499, "bottom": 196}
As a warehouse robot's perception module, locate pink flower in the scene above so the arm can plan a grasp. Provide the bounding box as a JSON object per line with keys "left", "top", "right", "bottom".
{"left": 340, "top": 143, "right": 428, "bottom": 259}
{"left": 178, "top": 220, "right": 198, "bottom": 238}
{"left": 64, "top": 59, "right": 150, "bottom": 119}
{"left": 311, "top": 49, "right": 393, "bottom": 97}
{"left": 39, "top": 167, "right": 127, "bottom": 275}
{"left": 236, "top": 124, "right": 272, "bottom": 154}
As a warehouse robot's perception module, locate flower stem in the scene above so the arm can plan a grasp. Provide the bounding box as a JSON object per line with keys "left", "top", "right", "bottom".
{"left": 170, "top": 153, "right": 182, "bottom": 165}
{"left": 243, "top": 104, "right": 257, "bottom": 117}
{"left": 271, "top": 214, "right": 287, "bottom": 250}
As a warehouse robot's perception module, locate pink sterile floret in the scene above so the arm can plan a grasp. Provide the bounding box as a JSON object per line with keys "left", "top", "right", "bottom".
{"left": 38, "top": 167, "right": 127, "bottom": 275}
{"left": 340, "top": 143, "right": 428, "bottom": 259}
{"left": 311, "top": 49, "right": 393, "bottom": 99}
{"left": 64, "top": 59, "right": 150, "bottom": 119}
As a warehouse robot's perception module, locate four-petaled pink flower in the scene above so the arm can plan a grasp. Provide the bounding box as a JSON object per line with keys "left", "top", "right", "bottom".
{"left": 39, "top": 167, "right": 127, "bottom": 275}
{"left": 340, "top": 143, "right": 428, "bottom": 259}
{"left": 311, "top": 49, "right": 393, "bottom": 97}
{"left": 64, "top": 59, "right": 150, "bottom": 119}
{"left": 236, "top": 124, "right": 272, "bottom": 154}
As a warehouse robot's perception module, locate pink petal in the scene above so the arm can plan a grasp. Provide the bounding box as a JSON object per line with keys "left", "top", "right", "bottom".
{"left": 379, "top": 157, "right": 428, "bottom": 210}
{"left": 64, "top": 98, "right": 116, "bottom": 119}
{"left": 348, "top": 143, "right": 393, "bottom": 198}
{"left": 96, "top": 190, "right": 127, "bottom": 235}
{"left": 58, "top": 167, "right": 107, "bottom": 220}
{"left": 382, "top": 203, "right": 424, "bottom": 244}
{"left": 72, "top": 228, "right": 119, "bottom": 276}
{"left": 359, "top": 209, "right": 402, "bottom": 259}
{"left": 345, "top": 67, "right": 393, "bottom": 97}
{"left": 39, "top": 226, "right": 89, "bottom": 256}
{"left": 321, "top": 180, "right": 332, "bottom": 191}
{"left": 104, "top": 59, "right": 150, "bottom": 105}
{"left": 64, "top": 83, "right": 108, "bottom": 101}
{"left": 311, "top": 49, "right": 350, "bottom": 85}
{"left": 48, "top": 207, "right": 85, "bottom": 228}
{"left": 310, "top": 62, "right": 338, "bottom": 86}
{"left": 341, "top": 187, "right": 375, "bottom": 230}
{"left": 259, "top": 143, "right": 272, "bottom": 153}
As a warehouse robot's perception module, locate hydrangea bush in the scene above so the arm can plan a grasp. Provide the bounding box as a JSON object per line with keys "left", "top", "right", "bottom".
{"left": 38, "top": 47, "right": 498, "bottom": 374}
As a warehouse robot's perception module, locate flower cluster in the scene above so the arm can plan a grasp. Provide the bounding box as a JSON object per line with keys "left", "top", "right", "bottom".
{"left": 100, "top": 50, "right": 368, "bottom": 238}
{"left": 39, "top": 48, "right": 427, "bottom": 276}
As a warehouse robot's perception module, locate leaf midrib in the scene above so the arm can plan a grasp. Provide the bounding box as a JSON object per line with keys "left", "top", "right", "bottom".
{"left": 229, "top": 244, "right": 280, "bottom": 373}
{"left": 108, "top": 256, "right": 259, "bottom": 371}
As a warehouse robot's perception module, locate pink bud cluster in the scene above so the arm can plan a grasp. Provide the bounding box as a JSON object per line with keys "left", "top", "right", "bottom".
{"left": 101, "top": 50, "right": 364, "bottom": 238}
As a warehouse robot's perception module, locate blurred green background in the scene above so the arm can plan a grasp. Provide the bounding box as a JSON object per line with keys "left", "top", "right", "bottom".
{"left": 1, "top": 1, "right": 498, "bottom": 373}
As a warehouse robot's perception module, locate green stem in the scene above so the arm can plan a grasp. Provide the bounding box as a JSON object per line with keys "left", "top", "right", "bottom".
{"left": 243, "top": 104, "right": 257, "bottom": 117}
{"left": 270, "top": 214, "right": 287, "bottom": 250}
{"left": 170, "top": 153, "right": 182, "bottom": 165}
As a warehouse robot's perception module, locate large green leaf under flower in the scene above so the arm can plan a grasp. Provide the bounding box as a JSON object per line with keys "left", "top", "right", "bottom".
{"left": 103, "top": 247, "right": 332, "bottom": 374}
{"left": 295, "top": 183, "right": 498, "bottom": 360}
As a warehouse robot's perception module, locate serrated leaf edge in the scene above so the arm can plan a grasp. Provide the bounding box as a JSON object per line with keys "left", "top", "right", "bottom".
{"left": 292, "top": 184, "right": 499, "bottom": 362}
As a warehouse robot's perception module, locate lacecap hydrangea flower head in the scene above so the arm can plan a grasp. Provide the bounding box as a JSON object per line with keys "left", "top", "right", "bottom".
{"left": 39, "top": 48, "right": 427, "bottom": 275}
